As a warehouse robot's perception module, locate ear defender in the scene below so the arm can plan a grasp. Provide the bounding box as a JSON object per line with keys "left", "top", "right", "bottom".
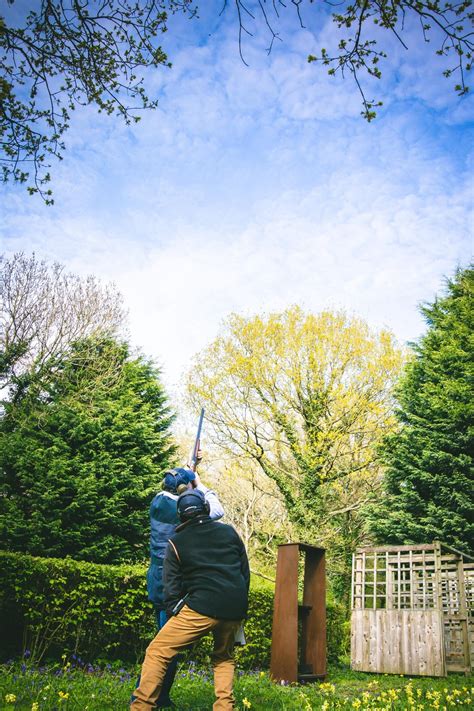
{"left": 161, "top": 470, "right": 178, "bottom": 491}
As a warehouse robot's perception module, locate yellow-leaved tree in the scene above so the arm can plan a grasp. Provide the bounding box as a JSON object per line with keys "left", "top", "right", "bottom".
{"left": 186, "top": 306, "right": 405, "bottom": 599}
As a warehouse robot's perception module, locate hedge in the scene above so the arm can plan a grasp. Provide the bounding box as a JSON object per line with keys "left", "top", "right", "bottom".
{"left": 0, "top": 551, "right": 347, "bottom": 669}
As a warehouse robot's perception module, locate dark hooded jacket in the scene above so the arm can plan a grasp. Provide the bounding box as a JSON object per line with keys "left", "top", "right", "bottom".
{"left": 163, "top": 516, "right": 250, "bottom": 620}
{"left": 146, "top": 487, "right": 224, "bottom": 606}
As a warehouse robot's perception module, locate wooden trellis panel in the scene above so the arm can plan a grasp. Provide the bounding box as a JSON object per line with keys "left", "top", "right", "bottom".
{"left": 439, "top": 552, "right": 470, "bottom": 672}
{"left": 351, "top": 543, "right": 473, "bottom": 676}
{"left": 463, "top": 563, "right": 474, "bottom": 671}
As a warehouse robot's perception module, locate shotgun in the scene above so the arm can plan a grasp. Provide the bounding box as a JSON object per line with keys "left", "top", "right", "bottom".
{"left": 188, "top": 407, "right": 204, "bottom": 472}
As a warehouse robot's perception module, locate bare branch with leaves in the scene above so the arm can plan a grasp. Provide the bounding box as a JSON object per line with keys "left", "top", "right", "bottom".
{"left": 224, "top": 0, "right": 473, "bottom": 120}
{"left": 0, "top": 0, "right": 193, "bottom": 201}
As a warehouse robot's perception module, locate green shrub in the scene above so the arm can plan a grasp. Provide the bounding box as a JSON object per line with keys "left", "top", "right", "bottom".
{"left": 326, "top": 593, "right": 350, "bottom": 663}
{"left": 0, "top": 551, "right": 347, "bottom": 668}
{"left": 0, "top": 551, "right": 151, "bottom": 664}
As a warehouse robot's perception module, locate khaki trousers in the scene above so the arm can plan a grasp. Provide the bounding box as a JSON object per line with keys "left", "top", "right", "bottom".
{"left": 130, "top": 605, "right": 241, "bottom": 711}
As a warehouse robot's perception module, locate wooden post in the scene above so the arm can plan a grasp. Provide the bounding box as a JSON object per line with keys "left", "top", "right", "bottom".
{"left": 270, "top": 543, "right": 326, "bottom": 684}
{"left": 270, "top": 544, "right": 299, "bottom": 683}
{"left": 302, "top": 545, "right": 326, "bottom": 679}
{"left": 456, "top": 555, "right": 471, "bottom": 673}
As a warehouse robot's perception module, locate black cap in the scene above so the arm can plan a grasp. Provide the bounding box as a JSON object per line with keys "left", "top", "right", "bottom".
{"left": 177, "top": 489, "right": 209, "bottom": 521}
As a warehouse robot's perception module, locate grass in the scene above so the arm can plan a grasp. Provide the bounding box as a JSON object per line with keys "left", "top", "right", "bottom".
{"left": 0, "top": 658, "right": 472, "bottom": 710}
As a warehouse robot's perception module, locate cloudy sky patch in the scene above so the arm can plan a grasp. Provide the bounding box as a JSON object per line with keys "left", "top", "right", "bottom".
{"left": 1, "top": 1, "right": 472, "bottom": 395}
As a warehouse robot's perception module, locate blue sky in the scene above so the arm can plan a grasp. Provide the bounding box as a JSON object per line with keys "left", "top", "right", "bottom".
{"left": 1, "top": 1, "right": 473, "bottom": 396}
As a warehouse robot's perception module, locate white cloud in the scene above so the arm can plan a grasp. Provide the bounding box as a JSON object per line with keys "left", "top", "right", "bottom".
{"left": 1, "top": 2, "right": 472, "bottom": 401}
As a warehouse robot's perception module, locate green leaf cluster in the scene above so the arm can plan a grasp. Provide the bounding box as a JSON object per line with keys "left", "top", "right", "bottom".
{"left": 0, "top": 336, "right": 176, "bottom": 563}
{"left": 365, "top": 266, "right": 474, "bottom": 554}
{"left": 186, "top": 307, "right": 404, "bottom": 603}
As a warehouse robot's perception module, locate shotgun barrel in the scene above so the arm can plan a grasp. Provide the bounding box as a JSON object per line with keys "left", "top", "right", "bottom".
{"left": 188, "top": 407, "right": 204, "bottom": 472}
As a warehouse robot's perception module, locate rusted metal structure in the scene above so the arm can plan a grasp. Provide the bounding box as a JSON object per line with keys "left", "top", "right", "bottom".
{"left": 270, "top": 543, "right": 326, "bottom": 684}
{"left": 351, "top": 542, "right": 474, "bottom": 676}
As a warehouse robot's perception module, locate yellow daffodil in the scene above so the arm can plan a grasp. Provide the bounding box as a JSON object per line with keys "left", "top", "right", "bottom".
{"left": 320, "top": 682, "right": 336, "bottom": 694}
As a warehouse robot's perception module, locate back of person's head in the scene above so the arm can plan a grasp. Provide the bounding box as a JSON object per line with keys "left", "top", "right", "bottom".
{"left": 177, "top": 488, "right": 210, "bottom": 522}
{"left": 162, "top": 467, "right": 195, "bottom": 495}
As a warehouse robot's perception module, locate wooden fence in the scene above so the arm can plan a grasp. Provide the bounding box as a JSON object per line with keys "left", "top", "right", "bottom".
{"left": 351, "top": 542, "right": 473, "bottom": 676}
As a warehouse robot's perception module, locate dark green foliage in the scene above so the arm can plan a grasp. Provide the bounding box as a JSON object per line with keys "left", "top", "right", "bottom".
{"left": 0, "top": 552, "right": 153, "bottom": 664}
{"left": 366, "top": 266, "right": 474, "bottom": 554}
{"left": 0, "top": 551, "right": 348, "bottom": 668}
{"left": 0, "top": 337, "right": 176, "bottom": 563}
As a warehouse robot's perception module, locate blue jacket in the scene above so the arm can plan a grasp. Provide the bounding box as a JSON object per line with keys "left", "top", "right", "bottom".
{"left": 146, "top": 485, "right": 224, "bottom": 606}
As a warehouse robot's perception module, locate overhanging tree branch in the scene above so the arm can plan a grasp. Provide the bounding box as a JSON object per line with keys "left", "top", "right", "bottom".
{"left": 0, "top": 1, "right": 192, "bottom": 202}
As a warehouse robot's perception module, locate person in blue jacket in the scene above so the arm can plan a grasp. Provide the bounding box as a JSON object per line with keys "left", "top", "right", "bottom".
{"left": 145, "top": 464, "right": 224, "bottom": 708}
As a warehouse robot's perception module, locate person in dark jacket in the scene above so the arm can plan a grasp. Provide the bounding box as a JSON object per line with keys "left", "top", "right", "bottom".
{"left": 147, "top": 467, "right": 224, "bottom": 627}
{"left": 131, "top": 489, "right": 250, "bottom": 711}
{"left": 144, "top": 466, "right": 224, "bottom": 708}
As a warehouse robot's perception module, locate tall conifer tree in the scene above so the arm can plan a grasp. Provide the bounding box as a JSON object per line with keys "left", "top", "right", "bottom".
{"left": 0, "top": 337, "right": 176, "bottom": 563}
{"left": 366, "top": 266, "right": 473, "bottom": 554}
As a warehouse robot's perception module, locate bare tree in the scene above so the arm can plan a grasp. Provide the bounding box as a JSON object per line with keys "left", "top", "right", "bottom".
{"left": 187, "top": 445, "right": 293, "bottom": 574}
{"left": 0, "top": 252, "right": 126, "bottom": 393}
{"left": 220, "top": 460, "right": 292, "bottom": 554}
